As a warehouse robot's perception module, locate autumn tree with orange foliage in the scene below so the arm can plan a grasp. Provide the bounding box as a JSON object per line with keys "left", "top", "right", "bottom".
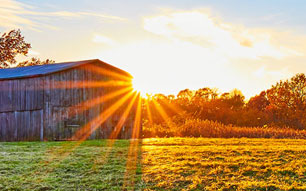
{"left": 143, "top": 74, "right": 306, "bottom": 138}
{"left": 0, "top": 29, "right": 54, "bottom": 68}
{"left": 266, "top": 73, "right": 306, "bottom": 129}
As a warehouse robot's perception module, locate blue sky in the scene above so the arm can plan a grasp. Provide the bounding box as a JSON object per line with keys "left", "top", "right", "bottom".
{"left": 1, "top": 0, "right": 306, "bottom": 98}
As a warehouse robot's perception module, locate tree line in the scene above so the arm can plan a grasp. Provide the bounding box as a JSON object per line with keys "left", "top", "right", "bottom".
{"left": 144, "top": 73, "right": 306, "bottom": 130}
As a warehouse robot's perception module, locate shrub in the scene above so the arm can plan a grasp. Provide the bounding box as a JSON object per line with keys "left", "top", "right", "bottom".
{"left": 142, "top": 118, "right": 306, "bottom": 139}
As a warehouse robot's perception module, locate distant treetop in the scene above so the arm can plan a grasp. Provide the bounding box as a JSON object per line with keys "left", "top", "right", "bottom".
{"left": 0, "top": 29, "right": 54, "bottom": 69}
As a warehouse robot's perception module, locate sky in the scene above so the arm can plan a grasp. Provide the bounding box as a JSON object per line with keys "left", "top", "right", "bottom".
{"left": 1, "top": 0, "right": 306, "bottom": 98}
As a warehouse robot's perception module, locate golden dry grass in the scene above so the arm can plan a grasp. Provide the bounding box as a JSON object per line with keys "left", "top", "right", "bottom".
{"left": 143, "top": 119, "right": 306, "bottom": 139}
{"left": 141, "top": 138, "right": 306, "bottom": 190}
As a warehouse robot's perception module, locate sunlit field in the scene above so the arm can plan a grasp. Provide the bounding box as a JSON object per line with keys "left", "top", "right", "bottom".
{"left": 142, "top": 138, "right": 306, "bottom": 190}
{"left": 1, "top": 138, "right": 306, "bottom": 191}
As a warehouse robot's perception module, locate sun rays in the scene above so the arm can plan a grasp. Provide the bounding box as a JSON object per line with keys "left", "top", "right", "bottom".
{"left": 150, "top": 98, "right": 176, "bottom": 132}
{"left": 144, "top": 98, "right": 153, "bottom": 124}
{"left": 38, "top": 66, "right": 136, "bottom": 171}
{"left": 91, "top": 93, "right": 139, "bottom": 169}
{"left": 50, "top": 80, "right": 132, "bottom": 89}
{"left": 85, "top": 64, "right": 132, "bottom": 82}
{"left": 123, "top": 94, "right": 142, "bottom": 189}
{"left": 38, "top": 65, "right": 185, "bottom": 190}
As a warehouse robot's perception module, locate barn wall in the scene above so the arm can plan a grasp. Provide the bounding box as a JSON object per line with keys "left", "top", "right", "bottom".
{"left": 42, "top": 63, "right": 136, "bottom": 141}
{"left": 0, "top": 77, "right": 44, "bottom": 112}
{"left": 0, "top": 77, "right": 44, "bottom": 141}
{"left": 0, "top": 62, "right": 137, "bottom": 142}
{"left": 43, "top": 66, "right": 92, "bottom": 140}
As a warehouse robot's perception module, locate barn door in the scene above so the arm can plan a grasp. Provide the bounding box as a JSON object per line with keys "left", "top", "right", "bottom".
{"left": 51, "top": 106, "right": 87, "bottom": 141}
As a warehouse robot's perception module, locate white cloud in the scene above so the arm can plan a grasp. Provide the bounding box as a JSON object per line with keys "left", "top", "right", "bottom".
{"left": 100, "top": 9, "right": 305, "bottom": 98}
{"left": 143, "top": 10, "right": 302, "bottom": 60}
{"left": 92, "top": 9, "right": 306, "bottom": 98}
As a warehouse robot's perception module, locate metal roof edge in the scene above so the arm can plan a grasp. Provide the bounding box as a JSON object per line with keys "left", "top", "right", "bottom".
{"left": 0, "top": 59, "right": 133, "bottom": 80}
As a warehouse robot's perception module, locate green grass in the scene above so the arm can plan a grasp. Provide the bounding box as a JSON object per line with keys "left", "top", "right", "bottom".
{"left": 0, "top": 140, "right": 143, "bottom": 191}
{"left": 1, "top": 138, "right": 306, "bottom": 190}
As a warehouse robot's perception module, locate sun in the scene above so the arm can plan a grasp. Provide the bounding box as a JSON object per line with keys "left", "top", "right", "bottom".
{"left": 132, "top": 77, "right": 151, "bottom": 98}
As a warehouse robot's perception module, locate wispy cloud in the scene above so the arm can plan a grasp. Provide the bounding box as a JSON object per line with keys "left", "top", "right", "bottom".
{"left": 253, "top": 65, "right": 292, "bottom": 80}
{"left": 0, "top": 0, "right": 127, "bottom": 31}
{"left": 79, "top": 12, "right": 126, "bottom": 21}
{"left": 0, "top": 0, "right": 37, "bottom": 29}
{"left": 92, "top": 34, "right": 117, "bottom": 46}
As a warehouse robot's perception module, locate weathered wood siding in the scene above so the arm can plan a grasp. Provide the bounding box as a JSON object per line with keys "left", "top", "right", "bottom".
{"left": 0, "top": 62, "right": 137, "bottom": 142}
{"left": 0, "top": 76, "right": 44, "bottom": 141}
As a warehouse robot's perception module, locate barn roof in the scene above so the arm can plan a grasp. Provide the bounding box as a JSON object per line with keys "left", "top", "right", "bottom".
{"left": 0, "top": 59, "right": 132, "bottom": 80}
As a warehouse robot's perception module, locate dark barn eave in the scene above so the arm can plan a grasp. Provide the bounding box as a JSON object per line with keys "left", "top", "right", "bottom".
{"left": 0, "top": 59, "right": 133, "bottom": 81}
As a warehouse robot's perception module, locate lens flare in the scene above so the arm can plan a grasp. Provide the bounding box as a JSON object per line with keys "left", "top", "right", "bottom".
{"left": 132, "top": 77, "right": 151, "bottom": 97}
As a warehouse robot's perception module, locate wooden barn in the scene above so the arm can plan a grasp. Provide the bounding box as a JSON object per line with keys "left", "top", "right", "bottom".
{"left": 0, "top": 59, "right": 141, "bottom": 142}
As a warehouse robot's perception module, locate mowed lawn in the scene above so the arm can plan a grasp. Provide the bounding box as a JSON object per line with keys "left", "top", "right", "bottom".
{"left": 1, "top": 138, "right": 306, "bottom": 190}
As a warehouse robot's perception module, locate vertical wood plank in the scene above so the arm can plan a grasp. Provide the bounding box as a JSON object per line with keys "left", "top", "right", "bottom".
{"left": 0, "top": 113, "right": 5, "bottom": 141}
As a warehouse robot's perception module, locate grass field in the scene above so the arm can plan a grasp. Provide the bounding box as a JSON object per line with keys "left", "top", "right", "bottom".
{"left": 1, "top": 138, "right": 306, "bottom": 190}
{"left": 141, "top": 138, "right": 306, "bottom": 190}
{"left": 0, "top": 140, "right": 143, "bottom": 190}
